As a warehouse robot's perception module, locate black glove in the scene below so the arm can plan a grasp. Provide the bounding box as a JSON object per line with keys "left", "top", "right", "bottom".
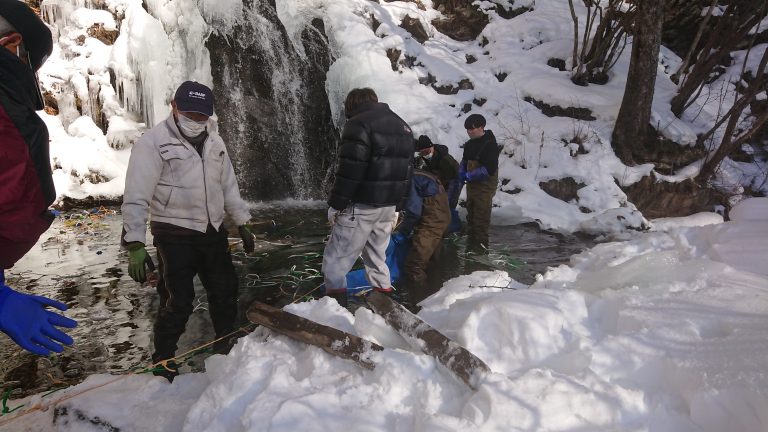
{"left": 239, "top": 225, "right": 255, "bottom": 253}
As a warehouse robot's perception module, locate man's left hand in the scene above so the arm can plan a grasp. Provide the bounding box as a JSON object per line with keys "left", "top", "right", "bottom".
{"left": 238, "top": 225, "right": 255, "bottom": 253}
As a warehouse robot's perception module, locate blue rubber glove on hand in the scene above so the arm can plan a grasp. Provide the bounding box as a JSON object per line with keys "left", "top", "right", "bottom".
{"left": 458, "top": 161, "right": 468, "bottom": 184}
{"left": 0, "top": 272, "right": 77, "bottom": 356}
{"left": 392, "top": 232, "right": 408, "bottom": 245}
{"left": 466, "top": 165, "right": 490, "bottom": 183}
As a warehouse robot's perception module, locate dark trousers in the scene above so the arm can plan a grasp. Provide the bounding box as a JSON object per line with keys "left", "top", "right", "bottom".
{"left": 466, "top": 174, "right": 497, "bottom": 252}
{"left": 151, "top": 234, "right": 239, "bottom": 362}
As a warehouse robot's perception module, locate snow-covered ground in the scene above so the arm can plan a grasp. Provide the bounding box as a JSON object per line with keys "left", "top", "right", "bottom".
{"left": 38, "top": 0, "right": 768, "bottom": 234}
{"left": 4, "top": 198, "right": 766, "bottom": 431}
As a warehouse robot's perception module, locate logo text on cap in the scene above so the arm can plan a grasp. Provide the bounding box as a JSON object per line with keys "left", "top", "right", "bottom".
{"left": 188, "top": 91, "right": 207, "bottom": 100}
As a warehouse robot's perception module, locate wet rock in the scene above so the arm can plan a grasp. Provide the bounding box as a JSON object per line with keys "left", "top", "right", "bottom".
{"left": 547, "top": 57, "right": 567, "bottom": 71}
{"left": 87, "top": 23, "right": 118, "bottom": 45}
{"left": 401, "top": 54, "right": 419, "bottom": 68}
{"left": 431, "top": 0, "right": 489, "bottom": 41}
{"left": 386, "top": 48, "right": 401, "bottom": 71}
{"left": 502, "top": 187, "right": 522, "bottom": 195}
{"left": 43, "top": 90, "right": 58, "bottom": 115}
{"left": 419, "top": 73, "right": 437, "bottom": 86}
{"left": 624, "top": 176, "right": 721, "bottom": 218}
{"left": 432, "top": 78, "right": 474, "bottom": 95}
{"left": 64, "top": 369, "right": 82, "bottom": 378}
{"left": 465, "top": 54, "right": 477, "bottom": 64}
{"left": 370, "top": 13, "right": 381, "bottom": 33}
{"left": 400, "top": 15, "right": 429, "bottom": 44}
{"left": 628, "top": 127, "right": 708, "bottom": 175}
{"left": 561, "top": 137, "right": 589, "bottom": 156}
{"left": 493, "top": 3, "right": 533, "bottom": 19}
{"left": 524, "top": 96, "right": 596, "bottom": 121}
{"left": 495, "top": 72, "right": 508, "bottom": 82}
{"left": 473, "top": 97, "right": 487, "bottom": 106}
{"left": 539, "top": 177, "right": 585, "bottom": 203}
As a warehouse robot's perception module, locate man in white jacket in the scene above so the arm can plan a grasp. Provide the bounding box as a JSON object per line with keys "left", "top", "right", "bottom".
{"left": 122, "top": 81, "right": 254, "bottom": 381}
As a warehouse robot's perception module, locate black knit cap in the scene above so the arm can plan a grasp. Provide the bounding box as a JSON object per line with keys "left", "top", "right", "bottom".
{"left": 415, "top": 135, "right": 433, "bottom": 151}
{"left": 0, "top": 0, "right": 53, "bottom": 71}
{"left": 464, "top": 113, "right": 486, "bottom": 130}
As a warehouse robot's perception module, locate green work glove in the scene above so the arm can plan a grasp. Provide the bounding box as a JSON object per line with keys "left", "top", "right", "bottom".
{"left": 239, "top": 225, "right": 255, "bottom": 253}
{"left": 127, "top": 242, "right": 149, "bottom": 283}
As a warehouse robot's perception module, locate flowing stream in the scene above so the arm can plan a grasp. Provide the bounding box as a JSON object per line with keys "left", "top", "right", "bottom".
{"left": 0, "top": 204, "right": 594, "bottom": 399}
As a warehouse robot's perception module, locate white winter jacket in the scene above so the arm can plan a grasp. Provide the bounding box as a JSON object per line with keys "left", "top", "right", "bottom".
{"left": 122, "top": 114, "right": 251, "bottom": 245}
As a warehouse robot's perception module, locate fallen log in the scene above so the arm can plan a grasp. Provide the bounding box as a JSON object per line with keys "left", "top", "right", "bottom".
{"left": 366, "top": 292, "right": 490, "bottom": 390}
{"left": 246, "top": 301, "right": 383, "bottom": 370}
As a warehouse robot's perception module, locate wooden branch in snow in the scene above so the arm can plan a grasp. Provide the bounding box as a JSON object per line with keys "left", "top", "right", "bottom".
{"left": 246, "top": 301, "right": 383, "bottom": 370}
{"left": 366, "top": 292, "right": 490, "bottom": 390}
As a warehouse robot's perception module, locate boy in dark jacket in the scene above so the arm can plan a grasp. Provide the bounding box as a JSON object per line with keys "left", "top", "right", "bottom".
{"left": 460, "top": 114, "right": 500, "bottom": 252}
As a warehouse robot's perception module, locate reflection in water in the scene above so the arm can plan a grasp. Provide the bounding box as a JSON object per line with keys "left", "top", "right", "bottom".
{"left": 1, "top": 205, "right": 594, "bottom": 398}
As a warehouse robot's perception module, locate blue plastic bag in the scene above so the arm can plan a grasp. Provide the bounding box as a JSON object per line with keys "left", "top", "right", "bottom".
{"left": 323, "top": 236, "right": 410, "bottom": 294}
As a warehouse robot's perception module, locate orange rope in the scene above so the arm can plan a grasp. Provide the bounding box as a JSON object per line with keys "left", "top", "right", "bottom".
{"left": 0, "top": 325, "right": 253, "bottom": 427}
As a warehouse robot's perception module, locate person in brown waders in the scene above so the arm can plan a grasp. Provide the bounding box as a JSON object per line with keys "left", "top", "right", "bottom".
{"left": 392, "top": 169, "right": 451, "bottom": 303}
{"left": 459, "top": 114, "right": 500, "bottom": 254}
{"left": 415, "top": 135, "right": 462, "bottom": 232}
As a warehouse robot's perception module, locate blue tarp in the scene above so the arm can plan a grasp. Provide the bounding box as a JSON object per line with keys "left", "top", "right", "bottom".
{"left": 321, "top": 236, "right": 410, "bottom": 294}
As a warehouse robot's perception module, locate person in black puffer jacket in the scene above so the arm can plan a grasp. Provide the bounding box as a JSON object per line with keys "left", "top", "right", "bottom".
{"left": 323, "top": 88, "right": 414, "bottom": 304}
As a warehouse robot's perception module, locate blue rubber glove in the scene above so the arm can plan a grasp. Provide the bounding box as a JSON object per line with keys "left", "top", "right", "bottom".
{"left": 466, "top": 165, "right": 490, "bottom": 183}
{"left": 0, "top": 271, "right": 77, "bottom": 356}
{"left": 458, "top": 161, "right": 468, "bottom": 184}
{"left": 392, "top": 232, "right": 408, "bottom": 245}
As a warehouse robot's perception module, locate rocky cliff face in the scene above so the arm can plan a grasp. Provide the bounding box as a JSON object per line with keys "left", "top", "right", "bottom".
{"left": 206, "top": 0, "right": 338, "bottom": 201}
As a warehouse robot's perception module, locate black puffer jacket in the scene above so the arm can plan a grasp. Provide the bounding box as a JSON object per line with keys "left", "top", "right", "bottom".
{"left": 328, "top": 102, "right": 414, "bottom": 210}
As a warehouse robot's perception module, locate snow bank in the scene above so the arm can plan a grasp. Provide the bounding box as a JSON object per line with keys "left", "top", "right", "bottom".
{"left": 6, "top": 201, "right": 767, "bottom": 431}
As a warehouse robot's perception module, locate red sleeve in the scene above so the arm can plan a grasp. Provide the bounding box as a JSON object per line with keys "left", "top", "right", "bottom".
{"left": 0, "top": 104, "right": 51, "bottom": 268}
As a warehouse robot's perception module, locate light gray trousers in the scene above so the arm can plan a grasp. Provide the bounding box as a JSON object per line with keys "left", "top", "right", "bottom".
{"left": 322, "top": 204, "right": 397, "bottom": 290}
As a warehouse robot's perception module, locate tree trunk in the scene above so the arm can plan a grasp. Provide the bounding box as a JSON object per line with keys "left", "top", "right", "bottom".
{"left": 366, "top": 292, "right": 490, "bottom": 390}
{"left": 611, "top": 0, "right": 664, "bottom": 165}
{"left": 246, "top": 301, "right": 383, "bottom": 370}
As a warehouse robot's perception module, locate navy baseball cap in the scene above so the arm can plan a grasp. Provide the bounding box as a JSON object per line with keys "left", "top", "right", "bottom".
{"left": 174, "top": 81, "right": 214, "bottom": 116}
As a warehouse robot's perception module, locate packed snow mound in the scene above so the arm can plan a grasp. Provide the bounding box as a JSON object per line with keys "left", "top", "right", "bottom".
{"left": 729, "top": 197, "right": 768, "bottom": 222}
{"left": 7, "top": 208, "right": 768, "bottom": 432}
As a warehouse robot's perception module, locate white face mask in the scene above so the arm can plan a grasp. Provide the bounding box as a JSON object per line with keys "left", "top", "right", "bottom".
{"left": 177, "top": 114, "right": 207, "bottom": 137}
